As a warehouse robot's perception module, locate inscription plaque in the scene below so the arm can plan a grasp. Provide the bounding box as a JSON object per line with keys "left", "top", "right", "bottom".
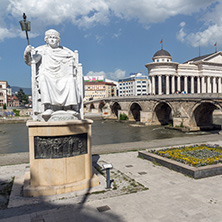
{"left": 34, "top": 133, "right": 87, "bottom": 159}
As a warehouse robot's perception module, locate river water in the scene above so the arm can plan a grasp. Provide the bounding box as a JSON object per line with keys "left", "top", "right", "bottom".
{"left": 0, "top": 117, "right": 222, "bottom": 154}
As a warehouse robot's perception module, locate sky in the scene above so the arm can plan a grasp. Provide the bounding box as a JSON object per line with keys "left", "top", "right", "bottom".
{"left": 1, "top": 0, "right": 222, "bottom": 88}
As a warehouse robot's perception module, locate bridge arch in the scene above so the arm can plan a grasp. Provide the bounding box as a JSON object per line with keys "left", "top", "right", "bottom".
{"left": 129, "top": 102, "right": 142, "bottom": 121}
{"left": 111, "top": 102, "right": 121, "bottom": 117}
{"left": 90, "top": 103, "right": 95, "bottom": 110}
{"left": 153, "top": 102, "right": 173, "bottom": 125}
{"left": 192, "top": 101, "right": 221, "bottom": 127}
{"left": 98, "top": 101, "right": 105, "bottom": 112}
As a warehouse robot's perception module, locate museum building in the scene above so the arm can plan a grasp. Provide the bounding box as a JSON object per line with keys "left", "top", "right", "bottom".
{"left": 145, "top": 48, "right": 222, "bottom": 95}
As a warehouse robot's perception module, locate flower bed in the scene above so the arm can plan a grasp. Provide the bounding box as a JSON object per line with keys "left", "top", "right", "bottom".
{"left": 138, "top": 144, "right": 222, "bottom": 179}
{"left": 151, "top": 144, "right": 222, "bottom": 167}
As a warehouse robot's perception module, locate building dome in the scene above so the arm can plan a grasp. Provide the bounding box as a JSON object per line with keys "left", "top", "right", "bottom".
{"left": 152, "top": 49, "right": 172, "bottom": 62}
{"left": 153, "top": 49, "right": 171, "bottom": 57}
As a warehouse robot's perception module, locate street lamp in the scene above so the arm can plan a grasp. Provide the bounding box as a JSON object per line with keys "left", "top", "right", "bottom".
{"left": 19, "top": 13, "right": 31, "bottom": 45}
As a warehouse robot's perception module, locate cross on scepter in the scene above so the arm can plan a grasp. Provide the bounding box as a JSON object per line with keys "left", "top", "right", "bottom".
{"left": 19, "top": 13, "right": 31, "bottom": 45}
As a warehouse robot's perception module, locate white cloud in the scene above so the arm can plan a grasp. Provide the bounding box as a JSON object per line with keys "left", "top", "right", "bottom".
{"left": 177, "top": 22, "right": 186, "bottom": 43}
{"left": 177, "top": 2, "right": 222, "bottom": 47}
{"left": 86, "top": 71, "right": 106, "bottom": 76}
{"left": 0, "top": 0, "right": 219, "bottom": 43}
{"left": 180, "top": 22, "right": 186, "bottom": 27}
{"left": 108, "top": 0, "right": 216, "bottom": 24}
{"left": 186, "top": 24, "right": 222, "bottom": 47}
{"left": 113, "top": 28, "right": 122, "bottom": 38}
{"left": 86, "top": 69, "right": 126, "bottom": 80}
{"left": 0, "top": 27, "right": 17, "bottom": 41}
{"left": 95, "top": 35, "right": 104, "bottom": 44}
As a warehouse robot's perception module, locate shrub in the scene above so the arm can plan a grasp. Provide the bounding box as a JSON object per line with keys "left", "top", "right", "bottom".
{"left": 120, "top": 113, "right": 128, "bottom": 120}
{"left": 13, "top": 109, "right": 20, "bottom": 117}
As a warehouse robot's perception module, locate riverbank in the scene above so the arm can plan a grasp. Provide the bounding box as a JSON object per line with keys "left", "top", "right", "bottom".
{"left": 1, "top": 133, "right": 222, "bottom": 166}
{"left": 0, "top": 117, "right": 30, "bottom": 124}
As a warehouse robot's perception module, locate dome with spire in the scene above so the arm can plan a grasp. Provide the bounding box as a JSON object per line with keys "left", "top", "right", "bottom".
{"left": 152, "top": 48, "right": 172, "bottom": 62}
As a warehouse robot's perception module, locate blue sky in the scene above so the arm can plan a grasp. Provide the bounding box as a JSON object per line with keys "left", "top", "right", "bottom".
{"left": 1, "top": 0, "right": 222, "bottom": 88}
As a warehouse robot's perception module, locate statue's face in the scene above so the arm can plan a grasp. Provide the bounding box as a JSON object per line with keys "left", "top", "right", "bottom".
{"left": 47, "top": 34, "right": 60, "bottom": 48}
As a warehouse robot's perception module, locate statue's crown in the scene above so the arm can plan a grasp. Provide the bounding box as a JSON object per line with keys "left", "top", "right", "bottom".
{"left": 45, "top": 29, "right": 60, "bottom": 38}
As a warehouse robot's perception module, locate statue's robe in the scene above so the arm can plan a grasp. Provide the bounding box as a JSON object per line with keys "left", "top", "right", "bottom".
{"left": 35, "top": 45, "right": 80, "bottom": 107}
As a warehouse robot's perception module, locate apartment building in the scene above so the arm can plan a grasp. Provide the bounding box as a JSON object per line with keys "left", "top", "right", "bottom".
{"left": 118, "top": 73, "right": 148, "bottom": 96}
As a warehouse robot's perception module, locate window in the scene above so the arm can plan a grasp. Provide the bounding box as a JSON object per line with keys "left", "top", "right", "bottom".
{"left": 0, "top": 92, "right": 3, "bottom": 96}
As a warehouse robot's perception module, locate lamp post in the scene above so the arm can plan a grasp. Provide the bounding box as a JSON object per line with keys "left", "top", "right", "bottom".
{"left": 19, "top": 13, "right": 31, "bottom": 45}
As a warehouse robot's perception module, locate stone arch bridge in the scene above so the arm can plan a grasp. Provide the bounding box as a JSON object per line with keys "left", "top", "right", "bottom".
{"left": 84, "top": 94, "right": 222, "bottom": 131}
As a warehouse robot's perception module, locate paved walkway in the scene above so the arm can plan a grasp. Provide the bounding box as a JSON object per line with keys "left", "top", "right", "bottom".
{"left": 1, "top": 137, "right": 222, "bottom": 221}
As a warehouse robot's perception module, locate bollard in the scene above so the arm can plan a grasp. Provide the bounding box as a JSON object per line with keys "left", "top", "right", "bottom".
{"left": 102, "top": 163, "right": 113, "bottom": 189}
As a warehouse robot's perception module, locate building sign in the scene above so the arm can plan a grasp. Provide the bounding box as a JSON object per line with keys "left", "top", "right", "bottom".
{"left": 34, "top": 133, "right": 87, "bottom": 159}
{"left": 84, "top": 76, "right": 104, "bottom": 82}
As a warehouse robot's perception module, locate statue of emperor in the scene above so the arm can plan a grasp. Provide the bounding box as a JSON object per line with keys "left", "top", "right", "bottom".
{"left": 24, "top": 29, "right": 83, "bottom": 121}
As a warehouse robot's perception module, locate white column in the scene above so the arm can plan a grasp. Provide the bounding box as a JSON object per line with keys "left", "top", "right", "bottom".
{"left": 158, "top": 75, "right": 162, "bottom": 95}
{"left": 177, "top": 76, "right": 181, "bottom": 92}
{"left": 152, "top": 76, "right": 155, "bottom": 95}
{"left": 207, "top": 76, "right": 211, "bottom": 93}
{"left": 213, "top": 77, "right": 217, "bottom": 93}
{"left": 191, "top": 76, "right": 194, "bottom": 93}
{"left": 184, "top": 76, "right": 188, "bottom": 93}
{"left": 171, "top": 76, "right": 175, "bottom": 94}
{"left": 148, "top": 79, "right": 152, "bottom": 94}
{"left": 166, "top": 75, "right": 169, "bottom": 94}
{"left": 201, "top": 76, "right": 206, "bottom": 93}
{"left": 218, "top": 78, "right": 222, "bottom": 93}
{"left": 197, "top": 77, "right": 200, "bottom": 93}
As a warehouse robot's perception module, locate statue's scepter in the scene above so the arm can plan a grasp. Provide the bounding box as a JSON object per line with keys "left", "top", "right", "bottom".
{"left": 19, "top": 13, "right": 38, "bottom": 118}
{"left": 19, "top": 13, "right": 31, "bottom": 45}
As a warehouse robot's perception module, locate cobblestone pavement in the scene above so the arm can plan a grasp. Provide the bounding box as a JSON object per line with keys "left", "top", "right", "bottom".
{"left": 1, "top": 138, "right": 222, "bottom": 221}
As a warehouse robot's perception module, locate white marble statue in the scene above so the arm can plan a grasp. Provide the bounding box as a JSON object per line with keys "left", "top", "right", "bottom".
{"left": 24, "top": 29, "right": 83, "bottom": 121}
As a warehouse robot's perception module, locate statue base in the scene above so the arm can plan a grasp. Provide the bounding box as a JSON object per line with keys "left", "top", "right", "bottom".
{"left": 23, "top": 119, "right": 99, "bottom": 197}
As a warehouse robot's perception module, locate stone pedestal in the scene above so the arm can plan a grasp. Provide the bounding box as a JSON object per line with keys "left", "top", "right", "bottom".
{"left": 23, "top": 119, "right": 99, "bottom": 197}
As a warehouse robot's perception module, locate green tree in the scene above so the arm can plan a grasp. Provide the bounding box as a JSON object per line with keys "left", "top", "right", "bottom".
{"left": 17, "top": 88, "right": 28, "bottom": 104}
{"left": 3, "top": 103, "right": 6, "bottom": 109}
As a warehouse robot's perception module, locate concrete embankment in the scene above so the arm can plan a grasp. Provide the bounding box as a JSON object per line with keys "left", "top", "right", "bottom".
{"left": 1, "top": 133, "right": 222, "bottom": 166}
{"left": 0, "top": 117, "right": 30, "bottom": 124}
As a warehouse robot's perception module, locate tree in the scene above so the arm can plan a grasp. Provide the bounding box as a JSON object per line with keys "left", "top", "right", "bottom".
{"left": 17, "top": 88, "right": 28, "bottom": 104}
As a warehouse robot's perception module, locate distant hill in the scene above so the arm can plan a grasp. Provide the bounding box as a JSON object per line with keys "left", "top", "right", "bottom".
{"left": 11, "top": 86, "right": 32, "bottom": 95}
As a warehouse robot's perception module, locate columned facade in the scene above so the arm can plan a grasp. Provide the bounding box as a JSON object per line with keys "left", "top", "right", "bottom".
{"left": 145, "top": 49, "right": 222, "bottom": 95}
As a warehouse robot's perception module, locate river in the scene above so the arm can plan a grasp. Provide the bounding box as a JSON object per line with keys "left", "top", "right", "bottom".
{"left": 0, "top": 117, "right": 222, "bottom": 154}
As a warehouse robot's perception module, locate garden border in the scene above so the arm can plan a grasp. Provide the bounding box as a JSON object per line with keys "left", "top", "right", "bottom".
{"left": 138, "top": 150, "right": 222, "bottom": 179}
